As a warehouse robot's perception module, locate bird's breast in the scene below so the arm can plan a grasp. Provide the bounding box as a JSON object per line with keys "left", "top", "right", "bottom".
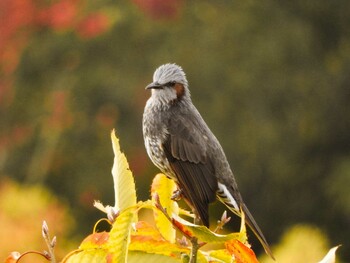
{"left": 144, "top": 135, "right": 175, "bottom": 179}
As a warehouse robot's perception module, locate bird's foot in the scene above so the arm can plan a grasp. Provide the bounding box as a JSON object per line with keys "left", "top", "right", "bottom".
{"left": 171, "top": 189, "right": 183, "bottom": 201}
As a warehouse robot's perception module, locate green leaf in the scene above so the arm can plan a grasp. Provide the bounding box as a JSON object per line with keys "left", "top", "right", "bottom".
{"left": 172, "top": 214, "right": 244, "bottom": 244}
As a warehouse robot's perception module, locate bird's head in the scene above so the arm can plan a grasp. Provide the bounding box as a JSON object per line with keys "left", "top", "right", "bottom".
{"left": 146, "top": 63, "right": 190, "bottom": 105}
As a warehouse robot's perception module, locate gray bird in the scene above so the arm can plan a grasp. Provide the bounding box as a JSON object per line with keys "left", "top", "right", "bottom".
{"left": 142, "top": 63, "right": 274, "bottom": 259}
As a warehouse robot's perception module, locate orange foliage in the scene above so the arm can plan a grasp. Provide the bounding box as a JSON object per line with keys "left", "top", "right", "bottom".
{"left": 81, "top": 231, "right": 110, "bottom": 247}
{"left": 225, "top": 239, "right": 259, "bottom": 263}
{"left": 0, "top": 179, "right": 75, "bottom": 260}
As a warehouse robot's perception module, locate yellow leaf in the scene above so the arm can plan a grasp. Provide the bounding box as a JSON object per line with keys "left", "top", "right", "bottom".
{"left": 110, "top": 129, "right": 137, "bottom": 212}
{"left": 62, "top": 249, "right": 109, "bottom": 263}
{"left": 79, "top": 232, "right": 110, "bottom": 249}
{"left": 62, "top": 232, "right": 110, "bottom": 263}
{"left": 129, "top": 221, "right": 188, "bottom": 258}
{"left": 131, "top": 221, "right": 165, "bottom": 240}
{"left": 151, "top": 173, "right": 179, "bottom": 243}
{"left": 128, "top": 251, "right": 180, "bottom": 263}
{"left": 207, "top": 249, "right": 233, "bottom": 263}
{"left": 108, "top": 206, "right": 138, "bottom": 263}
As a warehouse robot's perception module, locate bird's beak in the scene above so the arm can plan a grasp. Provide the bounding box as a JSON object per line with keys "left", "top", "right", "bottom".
{"left": 145, "top": 82, "right": 163, "bottom": 90}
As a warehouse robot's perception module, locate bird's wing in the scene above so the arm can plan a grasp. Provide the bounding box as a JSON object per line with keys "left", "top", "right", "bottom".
{"left": 162, "top": 113, "right": 218, "bottom": 227}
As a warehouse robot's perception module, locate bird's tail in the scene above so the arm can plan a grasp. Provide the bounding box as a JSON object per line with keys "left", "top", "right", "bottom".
{"left": 240, "top": 203, "right": 275, "bottom": 260}
{"left": 217, "top": 183, "right": 275, "bottom": 259}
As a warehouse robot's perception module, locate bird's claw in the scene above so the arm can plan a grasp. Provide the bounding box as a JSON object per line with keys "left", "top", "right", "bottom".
{"left": 171, "top": 189, "right": 183, "bottom": 201}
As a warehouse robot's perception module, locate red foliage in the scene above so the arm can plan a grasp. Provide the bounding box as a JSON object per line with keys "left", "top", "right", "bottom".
{"left": 77, "top": 13, "right": 110, "bottom": 39}
{"left": 132, "top": 0, "right": 184, "bottom": 20}
{"left": 36, "top": 0, "right": 78, "bottom": 30}
{"left": 0, "top": 0, "right": 109, "bottom": 150}
{"left": 0, "top": 0, "right": 35, "bottom": 74}
{"left": 0, "top": 0, "right": 111, "bottom": 76}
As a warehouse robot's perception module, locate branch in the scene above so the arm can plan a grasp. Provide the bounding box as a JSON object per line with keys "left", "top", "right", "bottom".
{"left": 154, "top": 193, "right": 203, "bottom": 262}
{"left": 42, "top": 221, "right": 56, "bottom": 263}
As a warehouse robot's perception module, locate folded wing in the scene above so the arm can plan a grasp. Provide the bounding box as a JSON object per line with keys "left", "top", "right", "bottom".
{"left": 162, "top": 114, "right": 218, "bottom": 226}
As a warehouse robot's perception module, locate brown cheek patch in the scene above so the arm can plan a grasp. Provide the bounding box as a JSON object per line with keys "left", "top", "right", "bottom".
{"left": 175, "top": 83, "right": 185, "bottom": 99}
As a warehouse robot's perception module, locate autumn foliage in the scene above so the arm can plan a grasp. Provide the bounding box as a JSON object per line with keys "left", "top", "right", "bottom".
{"left": 0, "top": 0, "right": 110, "bottom": 109}
{"left": 1, "top": 1, "right": 348, "bottom": 261}
{"left": 5, "top": 131, "right": 259, "bottom": 263}
{"left": 4, "top": 131, "right": 341, "bottom": 262}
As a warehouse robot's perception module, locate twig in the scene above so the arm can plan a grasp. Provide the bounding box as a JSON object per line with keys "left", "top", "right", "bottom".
{"left": 154, "top": 193, "right": 203, "bottom": 262}
{"left": 189, "top": 237, "right": 199, "bottom": 263}
{"left": 154, "top": 193, "right": 195, "bottom": 239}
{"left": 16, "top": 251, "right": 51, "bottom": 262}
{"left": 213, "top": 210, "right": 231, "bottom": 233}
{"left": 42, "top": 221, "right": 56, "bottom": 263}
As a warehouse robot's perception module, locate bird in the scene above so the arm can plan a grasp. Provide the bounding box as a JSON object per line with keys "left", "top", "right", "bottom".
{"left": 142, "top": 63, "right": 274, "bottom": 259}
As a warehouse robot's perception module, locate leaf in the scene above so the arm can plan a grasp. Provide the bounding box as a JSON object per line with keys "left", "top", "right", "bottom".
{"left": 131, "top": 221, "right": 166, "bottom": 241}
{"left": 207, "top": 249, "right": 233, "bottom": 263}
{"left": 80, "top": 232, "right": 110, "bottom": 249}
{"left": 129, "top": 221, "right": 188, "bottom": 258}
{"left": 172, "top": 214, "right": 243, "bottom": 244}
{"left": 151, "top": 173, "right": 179, "bottom": 243}
{"left": 108, "top": 206, "right": 138, "bottom": 263}
{"left": 196, "top": 251, "right": 210, "bottom": 263}
{"left": 225, "top": 239, "right": 258, "bottom": 263}
{"left": 317, "top": 245, "right": 341, "bottom": 263}
{"left": 111, "top": 129, "right": 137, "bottom": 212}
{"left": 128, "top": 251, "right": 181, "bottom": 263}
{"left": 62, "top": 232, "right": 110, "bottom": 263}
{"left": 62, "top": 249, "right": 109, "bottom": 263}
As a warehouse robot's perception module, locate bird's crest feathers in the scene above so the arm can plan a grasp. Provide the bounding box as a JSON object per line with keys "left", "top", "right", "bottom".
{"left": 153, "top": 63, "right": 188, "bottom": 88}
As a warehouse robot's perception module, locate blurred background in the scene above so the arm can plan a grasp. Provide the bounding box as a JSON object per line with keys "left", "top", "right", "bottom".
{"left": 1, "top": 0, "right": 349, "bottom": 261}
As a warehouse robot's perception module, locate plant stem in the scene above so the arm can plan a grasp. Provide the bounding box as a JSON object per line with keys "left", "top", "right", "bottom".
{"left": 190, "top": 237, "right": 199, "bottom": 263}
{"left": 42, "top": 221, "right": 56, "bottom": 263}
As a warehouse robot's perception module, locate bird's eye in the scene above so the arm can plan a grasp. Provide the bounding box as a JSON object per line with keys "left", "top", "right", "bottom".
{"left": 166, "top": 81, "right": 176, "bottom": 87}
